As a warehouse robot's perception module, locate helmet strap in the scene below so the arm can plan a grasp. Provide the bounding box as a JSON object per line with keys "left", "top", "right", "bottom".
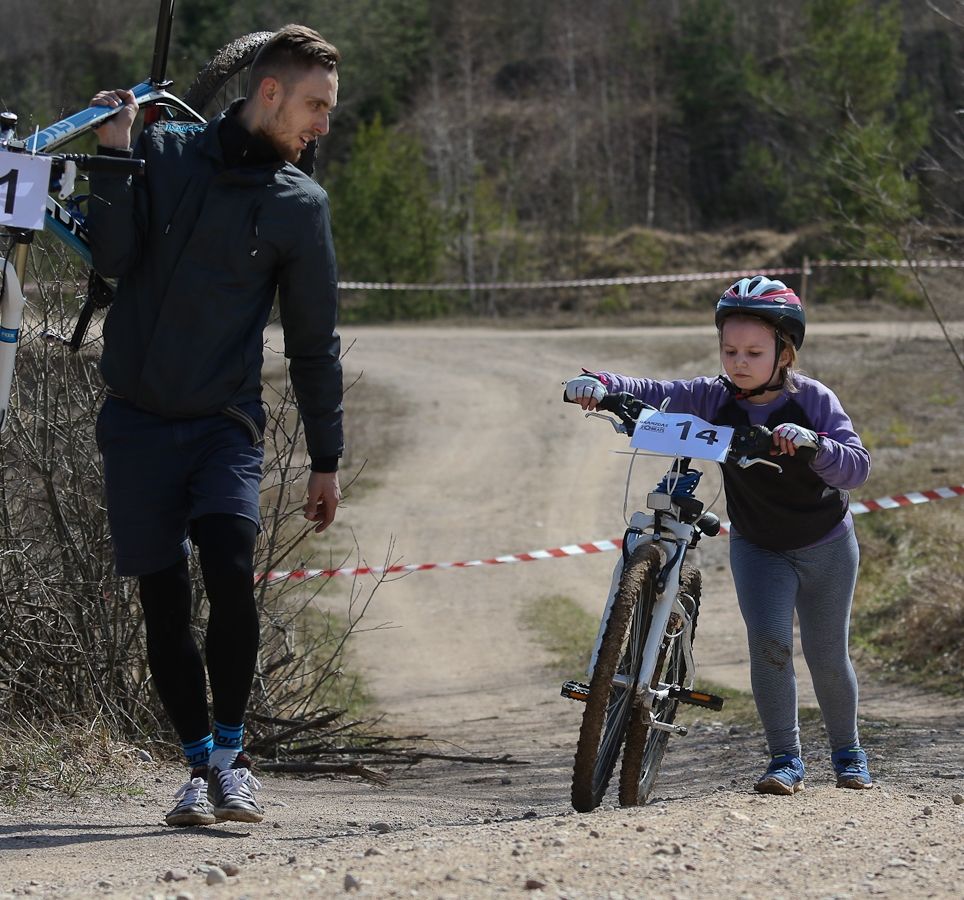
{"left": 717, "top": 323, "right": 788, "bottom": 400}
{"left": 717, "top": 374, "right": 785, "bottom": 401}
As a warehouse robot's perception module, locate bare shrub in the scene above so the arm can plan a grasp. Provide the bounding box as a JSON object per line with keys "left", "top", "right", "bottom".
{"left": 0, "top": 234, "right": 378, "bottom": 770}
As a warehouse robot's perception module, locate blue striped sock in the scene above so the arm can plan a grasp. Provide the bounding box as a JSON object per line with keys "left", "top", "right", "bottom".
{"left": 209, "top": 721, "right": 244, "bottom": 771}
{"left": 183, "top": 734, "right": 213, "bottom": 770}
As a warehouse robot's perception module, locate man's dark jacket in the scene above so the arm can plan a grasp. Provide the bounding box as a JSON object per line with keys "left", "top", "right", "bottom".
{"left": 87, "top": 109, "right": 343, "bottom": 469}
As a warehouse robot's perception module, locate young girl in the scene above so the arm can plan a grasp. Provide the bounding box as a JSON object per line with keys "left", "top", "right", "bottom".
{"left": 564, "top": 275, "right": 873, "bottom": 795}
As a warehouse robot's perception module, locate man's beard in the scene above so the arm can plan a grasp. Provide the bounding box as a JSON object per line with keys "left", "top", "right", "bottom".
{"left": 258, "top": 109, "right": 298, "bottom": 163}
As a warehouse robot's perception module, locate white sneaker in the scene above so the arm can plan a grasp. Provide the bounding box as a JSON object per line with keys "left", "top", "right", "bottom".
{"left": 208, "top": 757, "right": 264, "bottom": 823}
{"left": 165, "top": 772, "right": 216, "bottom": 826}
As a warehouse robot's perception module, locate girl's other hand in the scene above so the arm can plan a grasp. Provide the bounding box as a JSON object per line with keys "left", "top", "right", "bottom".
{"left": 564, "top": 374, "right": 607, "bottom": 410}
{"left": 771, "top": 422, "right": 818, "bottom": 456}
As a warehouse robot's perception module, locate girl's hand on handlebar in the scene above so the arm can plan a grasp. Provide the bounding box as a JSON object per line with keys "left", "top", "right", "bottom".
{"left": 89, "top": 89, "right": 139, "bottom": 150}
{"left": 564, "top": 374, "right": 607, "bottom": 410}
{"left": 771, "top": 422, "right": 819, "bottom": 457}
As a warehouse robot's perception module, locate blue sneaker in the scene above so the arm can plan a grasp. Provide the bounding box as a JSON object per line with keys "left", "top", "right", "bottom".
{"left": 754, "top": 753, "right": 805, "bottom": 795}
{"left": 832, "top": 746, "right": 873, "bottom": 789}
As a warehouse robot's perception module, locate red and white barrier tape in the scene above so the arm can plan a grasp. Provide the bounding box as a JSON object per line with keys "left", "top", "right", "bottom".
{"left": 338, "top": 267, "right": 802, "bottom": 292}
{"left": 338, "top": 259, "right": 964, "bottom": 292}
{"left": 258, "top": 484, "right": 964, "bottom": 585}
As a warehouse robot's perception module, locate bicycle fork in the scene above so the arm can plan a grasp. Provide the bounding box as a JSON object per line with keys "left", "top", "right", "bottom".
{"left": 0, "top": 240, "right": 29, "bottom": 431}
{"left": 562, "top": 522, "right": 724, "bottom": 720}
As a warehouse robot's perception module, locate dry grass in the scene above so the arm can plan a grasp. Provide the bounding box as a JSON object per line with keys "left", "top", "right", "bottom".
{"left": 0, "top": 716, "right": 150, "bottom": 804}
{"left": 796, "top": 331, "right": 964, "bottom": 695}
{"left": 851, "top": 505, "right": 964, "bottom": 694}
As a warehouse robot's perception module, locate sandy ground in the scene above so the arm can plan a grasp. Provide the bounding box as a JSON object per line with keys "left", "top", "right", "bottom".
{"left": 2, "top": 323, "right": 963, "bottom": 899}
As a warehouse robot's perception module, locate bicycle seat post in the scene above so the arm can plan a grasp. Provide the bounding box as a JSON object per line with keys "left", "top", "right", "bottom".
{"left": 150, "top": 0, "right": 176, "bottom": 87}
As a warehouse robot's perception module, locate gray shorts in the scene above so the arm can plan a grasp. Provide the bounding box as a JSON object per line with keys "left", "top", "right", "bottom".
{"left": 96, "top": 396, "right": 265, "bottom": 576}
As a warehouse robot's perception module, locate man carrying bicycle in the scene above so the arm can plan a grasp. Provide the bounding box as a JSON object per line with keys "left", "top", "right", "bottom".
{"left": 87, "top": 25, "right": 343, "bottom": 827}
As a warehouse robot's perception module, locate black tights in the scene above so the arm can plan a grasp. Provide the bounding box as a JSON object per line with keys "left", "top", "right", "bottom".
{"left": 137, "top": 514, "right": 259, "bottom": 744}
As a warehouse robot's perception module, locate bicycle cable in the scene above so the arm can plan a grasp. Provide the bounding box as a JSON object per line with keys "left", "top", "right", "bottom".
{"left": 622, "top": 448, "right": 640, "bottom": 525}
{"left": 620, "top": 447, "right": 689, "bottom": 526}
{"left": 707, "top": 463, "right": 724, "bottom": 514}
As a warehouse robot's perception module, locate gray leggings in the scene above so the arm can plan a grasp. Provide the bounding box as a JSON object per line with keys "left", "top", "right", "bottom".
{"left": 729, "top": 528, "right": 861, "bottom": 757}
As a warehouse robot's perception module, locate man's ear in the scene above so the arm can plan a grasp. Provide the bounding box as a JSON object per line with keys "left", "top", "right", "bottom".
{"left": 258, "top": 75, "right": 282, "bottom": 106}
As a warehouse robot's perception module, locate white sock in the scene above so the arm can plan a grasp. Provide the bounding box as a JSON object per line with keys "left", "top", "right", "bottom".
{"left": 208, "top": 747, "right": 241, "bottom": 772}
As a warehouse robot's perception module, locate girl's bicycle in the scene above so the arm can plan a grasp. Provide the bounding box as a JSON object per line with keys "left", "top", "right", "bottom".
{"left": 561, "top": 391, "right": 780, "bottom": 812}
{"left": 0, "top": 0, "right": 274, "bottom": 424}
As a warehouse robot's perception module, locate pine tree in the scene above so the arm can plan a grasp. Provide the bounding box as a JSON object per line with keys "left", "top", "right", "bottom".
{"left": 743, "top": 0, "right": 930, "bottom": 255}
{"left": 326, "top": 115, "right": 445, "bottom": 320}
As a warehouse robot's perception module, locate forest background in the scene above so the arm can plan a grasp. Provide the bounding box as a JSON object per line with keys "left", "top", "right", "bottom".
{"left": 3, "top": 0, "right": 964, "bottom": 322}
{"left": 0, "top": 0, "right": 961, "bottom": 770}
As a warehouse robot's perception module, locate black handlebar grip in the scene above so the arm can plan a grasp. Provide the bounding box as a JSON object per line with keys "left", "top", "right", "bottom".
{"left": 595, "top": 393, "right": 622, "bottom": 412}
{"left": 730, "top": 424, "right": 774, "bottom": 459}
{"left": 62, "top": 153, "right": 146, "bottom": 176}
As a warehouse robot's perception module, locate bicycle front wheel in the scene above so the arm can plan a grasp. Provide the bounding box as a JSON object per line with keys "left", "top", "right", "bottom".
{"left": 618, "top": 564, "right": 702, "bottom": 807}
{"left": 571, "top": 544, "right": 662, "bottom": 813}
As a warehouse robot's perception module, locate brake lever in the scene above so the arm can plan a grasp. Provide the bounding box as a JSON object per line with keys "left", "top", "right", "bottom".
{"left": 585, "top": 411, "right": 628, "bottom": 435}
{"left": 734, "top": 455, "right": 782, "bottom": 473}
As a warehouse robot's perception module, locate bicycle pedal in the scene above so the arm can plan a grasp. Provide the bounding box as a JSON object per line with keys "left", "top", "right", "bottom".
{"left": 669, "top": 686, "right": 725, "bottom": 711}
{"left": 561, "top": 680, "right": 590, "bottom": 702}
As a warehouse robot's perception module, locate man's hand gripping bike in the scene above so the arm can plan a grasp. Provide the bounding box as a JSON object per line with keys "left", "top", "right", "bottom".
{"left": 561, "top": 391, "right": 780, "bottom": 812}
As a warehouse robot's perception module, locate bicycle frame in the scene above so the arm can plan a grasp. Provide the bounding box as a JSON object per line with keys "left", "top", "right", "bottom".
{"left": 10, "top": 83, "right": 204, "bottom": 270}
{"left": 588, "top": 475, "right": 699, "bottom": 736}
{"left": 0, "top": 0, "right": 205, "bottom": 425}
{"left": 1, "top": 0, "right": 205, "bottom": 289}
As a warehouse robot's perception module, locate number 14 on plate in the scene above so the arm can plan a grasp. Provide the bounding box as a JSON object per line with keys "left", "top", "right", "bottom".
{"left": 629, "top": 409, "right": 735, "bottom": 463}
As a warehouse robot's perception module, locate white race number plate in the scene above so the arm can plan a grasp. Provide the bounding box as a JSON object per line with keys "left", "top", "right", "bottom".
{"left": 0, "top": 154, "right": 52, "bottom": 230}
{"left": 630, "top": 409, "right": 734, "bottom": 462}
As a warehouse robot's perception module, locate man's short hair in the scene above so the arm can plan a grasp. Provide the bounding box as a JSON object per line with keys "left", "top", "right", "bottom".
{"left": 248, "top": 24, "right": 340, "bottom": 91}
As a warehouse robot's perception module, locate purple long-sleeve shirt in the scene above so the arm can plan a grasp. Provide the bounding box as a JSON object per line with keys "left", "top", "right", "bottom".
{"left": 595, "top": 371, "right": 871, "bottom": 547}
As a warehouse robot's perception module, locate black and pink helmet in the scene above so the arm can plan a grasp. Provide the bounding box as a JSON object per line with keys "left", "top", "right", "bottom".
{"left": 715, "top": 275, "right": 806, "bottom": 349}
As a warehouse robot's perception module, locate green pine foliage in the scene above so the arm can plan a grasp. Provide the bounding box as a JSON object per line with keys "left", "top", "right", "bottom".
{"left": 744, "top": 0, "right": 930, "bottom": 255}
{"left": 326, "top": 115, "right": 445, "bottom": 320}
{"left": 2, "top": 0, "right": 961, "bottom": 307}
{"left": 673, "top": 0, "right": 754, "bottom": 223}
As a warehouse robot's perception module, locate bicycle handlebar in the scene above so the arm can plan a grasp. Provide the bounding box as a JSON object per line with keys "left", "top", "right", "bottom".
{"left": 1, "top": 140, "right": 146, "bottom": 179}
{"left": 568, "top": 390, "right": 777, "bottom": 462}
{"left": 53, "top": 153, "right": 146, "bottom": 177}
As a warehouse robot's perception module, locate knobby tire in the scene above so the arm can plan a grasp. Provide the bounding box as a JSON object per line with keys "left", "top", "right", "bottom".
{"left": 183, "top": 32, "right": 273, "bottom": 118}
{"left": 618, "top": 565, "right": 702, "bottom": 807}
{"left": 571, "top": 544, "right": 662, "bottom": 813}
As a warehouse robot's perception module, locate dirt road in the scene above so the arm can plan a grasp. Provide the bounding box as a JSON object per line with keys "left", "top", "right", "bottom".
{"left": 2, "top": 324, "right": 963, "bottom": 899}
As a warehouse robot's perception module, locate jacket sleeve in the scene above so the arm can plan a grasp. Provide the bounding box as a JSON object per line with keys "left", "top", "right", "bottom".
{"left": 277, "top": 186, "right": 344, "bottom": 469}
{"left": 86, "top": 131, "right": 151, "bottom": 277}
{"left": 597, "top": 372, "right": 726, "bottom": 422}
{"left": 805, "top": 383, "right": 871, "bottom": 490}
